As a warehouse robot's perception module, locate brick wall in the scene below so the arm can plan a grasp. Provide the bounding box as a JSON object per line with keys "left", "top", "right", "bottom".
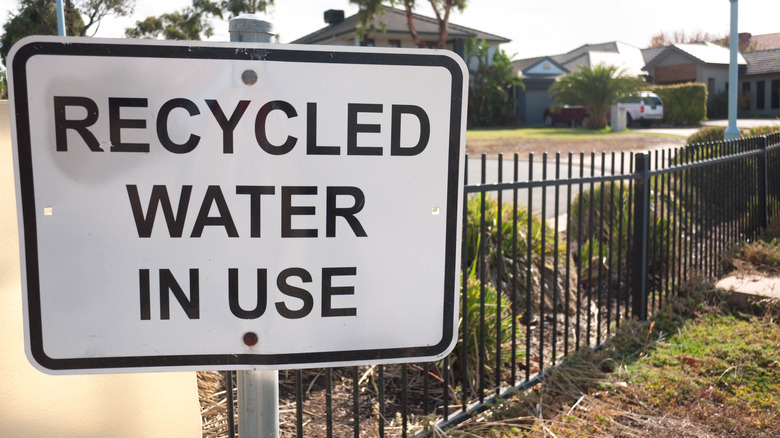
{"left": 654, "top": 63, "right": 697, "bottom": 84}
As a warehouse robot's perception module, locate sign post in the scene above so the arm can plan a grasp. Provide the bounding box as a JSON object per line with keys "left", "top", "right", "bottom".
{"left": 229, "top": 16, "right": 279, "bottom": 437}
{"left": 8, "top": 37, "right": 466, "bottom": 376}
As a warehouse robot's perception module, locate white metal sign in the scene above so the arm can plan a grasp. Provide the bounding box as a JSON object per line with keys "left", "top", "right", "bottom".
{"left": 9, "top": 37, "right": 466, "bottom": 374}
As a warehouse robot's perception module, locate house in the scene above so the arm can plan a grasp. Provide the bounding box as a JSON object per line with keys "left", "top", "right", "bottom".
{"left": 643, "top": 41, "right": 780, "bottom": 118}
{"left": 642, "top": 42, "right": 747, "bottom": 97}
{"left": 740, "top": 49, "right": 780, "bottom": 117}
{"left": 513, "top": 42, "right": 646, "bottom": 125}
{"left": 292, "top": 6, "right": 510, "bottom": 62}
{"left": 515, "top": 37, "right": 780, "bottom": 125}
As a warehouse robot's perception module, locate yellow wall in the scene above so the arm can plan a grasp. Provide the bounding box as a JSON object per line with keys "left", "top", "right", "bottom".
{"left": 0, "top": 100, "right": 201, "bottom": 437}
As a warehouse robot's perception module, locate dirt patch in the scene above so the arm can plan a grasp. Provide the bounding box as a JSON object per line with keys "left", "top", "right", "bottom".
{"left": 466, "top": 133, "right": 685, "bottom": 156}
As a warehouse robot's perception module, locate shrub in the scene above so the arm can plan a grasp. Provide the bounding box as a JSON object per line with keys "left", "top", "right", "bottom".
{"left": 569, "top": 184, "right": 631, "bottom": 275}
{"left": 685, "top": 126, "right": 728, "bottom": 144}
{"left": 465, "top": 39, "right": 524, "bottom": 127}
{"left": 652, "top": 82, "right": 707, "bottom": 126}
{"left": 569, "top": 184, "right": 681, "bottom": 279}
{"left": 687, "top": 125, "right": 780, "bottom": 144}
{"left": 445, "top": 278, "right": 523, "bottom": 398}
{"left": 744, "top": 125, "right": 780, "bottom": 137}
{"left": 464, "top": 194, "right": 576, "bottom": 318}
{"left": 707, "top": 90, "right": 729, "bottom": 120}
{"left": 680, "top": 131, "right": 760, "bottom": 227}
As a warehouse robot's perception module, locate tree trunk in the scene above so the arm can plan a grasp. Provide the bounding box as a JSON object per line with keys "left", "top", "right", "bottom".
{"left": 432, "top": 0, "right": 453, "bottom": 49}
{"left": 403, "top": 1, "right": 423, "bottom": 47}
{"left": 64, "top": 0, "right": 76, "bottom": 36}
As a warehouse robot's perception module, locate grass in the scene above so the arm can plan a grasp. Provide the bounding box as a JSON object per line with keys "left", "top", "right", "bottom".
{"left": 467, "top": 127, "right": 613, "bottom": 140}
{"left": 630, "top": 311, "right": 780, "bottom": 414}
{"left": 466, "top": 126, "right": 683, "bottom": 141}
{"left": 447, "top": 246, "right": 780, "bottom": 438}
{"left": 448, "top": 290, "right": 780, "bottom": 437}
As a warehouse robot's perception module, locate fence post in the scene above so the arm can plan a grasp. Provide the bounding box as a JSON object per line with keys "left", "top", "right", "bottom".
{"left": 631, "top": 153, "right": 650, "bottom": 321}
{"left": 757, "top": 135, "right": 769, "bottom": 230}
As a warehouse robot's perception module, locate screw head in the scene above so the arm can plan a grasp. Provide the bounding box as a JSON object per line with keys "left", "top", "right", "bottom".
{"left": 243, "top": 332, "right": 258, "bottom": 346}
{"left": 241, "top": 69, "right": 258, "bottom": 86}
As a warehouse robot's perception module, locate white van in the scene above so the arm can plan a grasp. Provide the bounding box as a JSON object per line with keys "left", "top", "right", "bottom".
{"left": 621, "top": 92, "right": 663, "bottom": 128}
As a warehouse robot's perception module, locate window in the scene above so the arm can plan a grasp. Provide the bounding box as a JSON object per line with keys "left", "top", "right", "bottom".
{"left": 742, "top": 81, "right": 752, "bottom": 110}
{"left": 360, "top": 38, "right": 375, "bottom": 47}
{"left": 772, "top": 80, "right": 780, "bottom": 109}
{"left": 707, "top": 77, "right": 716, "bottom": 93}
{"left": 757, "top": 81, "right": 766, "bottom": 109}
{"left": 388, "top": 39, "right": 401, "bottom": 48}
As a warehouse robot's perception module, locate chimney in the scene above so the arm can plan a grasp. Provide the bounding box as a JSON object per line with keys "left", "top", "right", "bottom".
{"left": 738, "top": 32, "right": 752, "bottom": 51}
{"left": 324, "top": 10, "right": 345, "bottom": 26}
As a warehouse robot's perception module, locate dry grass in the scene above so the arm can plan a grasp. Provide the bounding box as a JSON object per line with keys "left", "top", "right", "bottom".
{"left": 198, "top": 371, "right": 233, "bottom": 438}
{"left": 723, "top": 221, "right": 780, "bottom": 276}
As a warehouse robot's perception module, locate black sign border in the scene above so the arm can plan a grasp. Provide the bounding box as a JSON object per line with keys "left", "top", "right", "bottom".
{"left": 11, "top": 38, "right": 464, "bottom": 372}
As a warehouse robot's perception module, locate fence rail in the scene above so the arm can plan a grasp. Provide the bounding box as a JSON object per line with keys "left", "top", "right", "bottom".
{"left": 211, "top": 133, "right": 780, "bottom": 438}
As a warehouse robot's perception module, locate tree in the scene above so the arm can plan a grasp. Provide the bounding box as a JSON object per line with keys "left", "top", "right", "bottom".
{"left": 0, "top": 0, "right": 132, "bottom": 65}
{"left": 548, "top": 64, "right": 645, "bottom": 129}
{"left": 349, "top": 0, "right": 467, "bottom": 49}
{"left": 465, "top": 38, "right": 523, "bottom": 127}
{"left": 125, "top": 0, "right": 272, "bottom": 40}
{"left": 647, "top": 30, "right": 724, "bottom": 48}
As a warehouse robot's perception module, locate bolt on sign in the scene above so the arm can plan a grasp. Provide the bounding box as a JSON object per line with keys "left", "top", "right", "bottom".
{"left": 8, "top": 37, "right": 467, "bottom": 374}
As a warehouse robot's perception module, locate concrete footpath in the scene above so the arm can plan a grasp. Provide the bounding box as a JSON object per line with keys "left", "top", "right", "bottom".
{"left": 715, "top": 274, "right": 780, "bottom": 307}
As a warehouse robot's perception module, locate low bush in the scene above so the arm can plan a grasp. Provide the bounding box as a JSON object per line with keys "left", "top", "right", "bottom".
{"left": 464, "top": 194, "right": 575, "bottom": 319}
{"left": 445, "top": 278, "right": 523, "bottom": 398}
{"left": 569, "top": 184, "right": 682, "bottom": 282}
{"left": 744, "top": 125, "right": 780, "bottom": 137}
{"left": 685, "top": 126, "right": 727, "bottom": 144}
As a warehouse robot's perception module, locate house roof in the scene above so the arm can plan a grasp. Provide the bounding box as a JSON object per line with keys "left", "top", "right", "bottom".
{"left": 640, "top": 46, "right": 666, "bottom": 64}
{"left": 514, "top": 41, "right": 645, "bottom": 77}
{"left": 643, "top": 42, "right": 747, "bottom": 69}
{"left": 743, "top": 49, "right": 780, "bottom": 76}
{"left": 292, "top": 6, "right": 510, "bottom": 45}
{"left": 749, "top": 32, "right": 780, "bottom": 51}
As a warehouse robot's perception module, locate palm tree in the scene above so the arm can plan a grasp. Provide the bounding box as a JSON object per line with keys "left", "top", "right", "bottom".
{"left": 549, "top": 64, "right": 646, "bottom": 129}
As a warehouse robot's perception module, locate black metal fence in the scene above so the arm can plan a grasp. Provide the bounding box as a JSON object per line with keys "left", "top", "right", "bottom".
{"left": 214, "top": 133, "right": 780, "bottom": 437}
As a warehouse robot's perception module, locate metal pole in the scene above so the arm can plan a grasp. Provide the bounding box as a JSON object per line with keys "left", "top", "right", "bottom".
{"left": 238, "top": 370, "right": 279, "bottom": 437}
{"left": 725, "top": 0, "right": 740, "bottom": 141}
{"left": 757, "top": 136, "right": 769, "bottom": 230}
{"left": 55, "top": 0, "right": 66, "bottom": 36}
{"left": 631, "top": 153, "right": 650, "bottom": 321}
{"left": 229, "top": 16, "right": 278, "bottom": 438}
{"left": 229, "top": 15, "right": 274, "bottom": 43}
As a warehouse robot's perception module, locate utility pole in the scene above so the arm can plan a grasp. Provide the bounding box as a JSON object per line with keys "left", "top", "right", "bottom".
{"left": 55, "top": 0, "right": 65, "bottom": 36}
{"left": 725, "top": 0, "right": 740, "bottom": 141}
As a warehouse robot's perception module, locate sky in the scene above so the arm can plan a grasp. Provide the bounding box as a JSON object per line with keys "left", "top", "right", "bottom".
{"left": 0, "top": 0, "right": 777, "bottom": 60}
